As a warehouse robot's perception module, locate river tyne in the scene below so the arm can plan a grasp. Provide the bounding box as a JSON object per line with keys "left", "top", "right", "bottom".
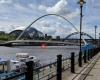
{"left": 0, "top": 46, "right": 79, "bottom": 64}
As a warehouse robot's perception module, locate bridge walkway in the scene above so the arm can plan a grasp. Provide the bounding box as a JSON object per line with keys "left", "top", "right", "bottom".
{"left": 62, "top": 52, "right": 100, "bottom": 80}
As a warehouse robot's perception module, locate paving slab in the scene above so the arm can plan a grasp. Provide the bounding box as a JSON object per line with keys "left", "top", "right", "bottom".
{"left": 85, "top": 57, "right": 100, "bottom": 80}
{"left": 62, "top": 52, "right": 100, "bottom": 80}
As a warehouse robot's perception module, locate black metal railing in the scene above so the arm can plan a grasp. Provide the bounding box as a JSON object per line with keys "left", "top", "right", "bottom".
{"left": 0, "top": 47, "right": 100, "bottom": 80}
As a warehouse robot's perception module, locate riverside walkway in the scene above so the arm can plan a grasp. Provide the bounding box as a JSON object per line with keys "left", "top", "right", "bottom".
{"left": 62, "top": 52, "right": 100, "bottom": 80}
{"left": 0, "top": 48, "right": 99, "bottom": 80}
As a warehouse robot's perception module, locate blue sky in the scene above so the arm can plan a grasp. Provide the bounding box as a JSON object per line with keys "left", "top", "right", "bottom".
{"left": 0, "top": 0, "right": 100, "bottom": 38}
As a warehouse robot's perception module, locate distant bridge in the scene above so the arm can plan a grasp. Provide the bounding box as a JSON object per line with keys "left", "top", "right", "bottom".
{"left": 64, "top": 32, "right": 95, "bottom": 44}
{"left": 65, "top": 32, "right": 94, "bottom": 40}
{"left": 1, "top": 40, "right": 83, "bottom": 46}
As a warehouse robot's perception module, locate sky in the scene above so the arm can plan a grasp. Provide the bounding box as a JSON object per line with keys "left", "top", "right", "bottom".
{"left": 0, "top": 0, "right": 100, "bottom": 38}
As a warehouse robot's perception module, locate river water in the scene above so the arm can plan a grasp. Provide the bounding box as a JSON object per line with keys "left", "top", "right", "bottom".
{"left": 0, "top": 46, "right": 79, "bottom": 64}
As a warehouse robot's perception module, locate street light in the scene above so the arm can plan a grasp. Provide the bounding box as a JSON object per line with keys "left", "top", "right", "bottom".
{"left": 94, "top": 26, "right": 97, "bottom": 45}
{"left": 99, "top": 33, "right": 100, "bottom": 46}
{"left": 78, "top": 0, "right": 85, "bottom": 67}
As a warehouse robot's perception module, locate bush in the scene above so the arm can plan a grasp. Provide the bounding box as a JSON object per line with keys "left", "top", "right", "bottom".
{"left": 0, "top": 34, "right": 16, "bottom": 41}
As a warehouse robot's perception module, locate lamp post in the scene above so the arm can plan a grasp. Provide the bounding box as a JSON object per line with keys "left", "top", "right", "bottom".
{"left": 99, "top": 33, "right": 100, "bottom": 46}
{"left": 95, "top": 26, "right": 97, "bottom": 45}
{"left": 78, "top": 0, "right": 85, "bottom": 67}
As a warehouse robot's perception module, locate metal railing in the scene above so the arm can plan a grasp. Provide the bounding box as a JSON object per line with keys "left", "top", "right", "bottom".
{"left": 0, "top": 47, "right": 100, "bottom": 80}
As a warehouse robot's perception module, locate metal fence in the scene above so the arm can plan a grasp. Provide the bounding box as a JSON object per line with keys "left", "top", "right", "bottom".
{"left": 0, "top": 47, "right": 100, "bottom": 80}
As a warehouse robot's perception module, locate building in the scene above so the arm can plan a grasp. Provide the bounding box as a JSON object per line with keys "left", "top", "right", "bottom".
{"left": 44, "top": 34, "right": 52, "bottom": 40}
{"left": 56, "top": 36, "right": 60, "bottom": 41}
{"left": 9, "top": 27, "right": 44, "bottom": 40}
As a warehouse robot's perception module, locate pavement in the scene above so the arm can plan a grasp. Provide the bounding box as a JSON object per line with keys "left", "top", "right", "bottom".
{"left": 85, "top": 56, "right": 100, "bottom": 80}
{"left": 62, "top": 52, "right": 100, "bottom": 80}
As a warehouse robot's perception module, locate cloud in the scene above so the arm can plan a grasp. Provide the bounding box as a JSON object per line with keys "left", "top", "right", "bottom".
{"left": 39, "top": 5, "right": 48, "bottom": 12}
{"left": 66, "top": 8, "right": 80, "bottom": 19}
{"left": 14, "top": 4, "right": 28, "bottom": 11}
{"left": 0, "top": 0, "right": 99, "bottom": 38}
{"left": 39, "top": 0, "right": 79, "bottom": 19}
{"left": 28, "top": 4, "right": 37, "bottom": 10}
{"left": 5, "top": 20, "right": 96, "bottom": 39}
{"left": 46, "top": 0, "right": 67, "bottom": 14}
{"left": 92, "top": 0, "right": 100, "bottom": 7}
{"left": 33, "top": 20, "right": 56, "bottom": 35}
{"left": 39, "top": 0, "right": 67, "bottom": 14}
{"left": 0, "top": 0, "right": 12, "bottom": 4}
{"left": 31, "top": 19, "right": 74, "bottom": 38}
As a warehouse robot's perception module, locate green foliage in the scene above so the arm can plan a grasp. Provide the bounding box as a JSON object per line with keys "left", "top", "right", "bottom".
{"left": 0, "top": 33, "right": 16, "bottom": 41}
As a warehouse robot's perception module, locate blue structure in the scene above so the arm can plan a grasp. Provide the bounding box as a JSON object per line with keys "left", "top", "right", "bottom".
{"left": 82, "top": 44, "right": 95, "bottom": 51}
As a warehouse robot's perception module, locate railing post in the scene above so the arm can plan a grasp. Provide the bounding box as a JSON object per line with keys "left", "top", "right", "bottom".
{"left": 25, "top": 61, "right": 34, "bottom": 80}
{"left": 93, "top": 48, "right": 95, "bottom": 56}
{"left": 71, "top": 52, "right": 75, "bottom": 73}
{"left": 90, "top": 49, "right": 92, "bottom": 59}
{"left": 78, "top": 51, "right": 82, "bottom": 67}
{"left": 57, "top": 54, "right": 62, "bottom": 80}
{"left": 92, "top": 49, "right": 94, "bottom": 57}
{"left": 84, "top": 50, "right": 87, "bottom": 63}
{"left": 93, "top": 48, "right": 95, "bottom": 57}
{"left": 95, "top": 48, "right": 97, "bottom": 55}
{"left": 87, "top": 50, "right": 90, "bottom": 61}
{"left": 91, "top": 49, "right": 93, "bottom": 58}
{"left": 96, "top": 48, "right": 98, "bottom": 55}
{"left": 91, "top": 49, "right": 94, "bottom": 58}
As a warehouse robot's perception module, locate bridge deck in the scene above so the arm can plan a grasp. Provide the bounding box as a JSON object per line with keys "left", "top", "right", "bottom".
{"left": 6, "top": 40, "right": 82, "bottom": 45}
